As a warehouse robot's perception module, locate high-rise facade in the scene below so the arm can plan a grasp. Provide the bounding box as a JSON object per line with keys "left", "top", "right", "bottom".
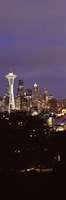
{"left": 32, "top": 83, "right": 42, "bottom": 112}
{"left": 25, "top": 88, "right": 32, "bottom": 99}
{"left": 17, "top": 80, "right": 24, "bottom": 97}
{"left": 43, "top": 88, "right": 49, "bottom": 102}
{"left": 25, "top": 88, "right": 32, "bottom": 111}
{"left": 15, "top": 80, "right": 26, "bottom": 110}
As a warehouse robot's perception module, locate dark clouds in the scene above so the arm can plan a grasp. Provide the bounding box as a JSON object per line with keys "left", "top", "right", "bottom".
{"left": 0, "top": 0, "right": 66, "bottom": 98}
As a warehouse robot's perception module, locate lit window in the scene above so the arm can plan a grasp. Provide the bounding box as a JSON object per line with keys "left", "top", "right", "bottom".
{"left": 30, "top": 134, "right": 32, "bottom": 138}
{"left": 33, "top": 129, "right": 35, "bottom": 132}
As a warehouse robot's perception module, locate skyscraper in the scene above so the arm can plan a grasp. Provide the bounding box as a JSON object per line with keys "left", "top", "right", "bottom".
{"left": 25, "top": 88, "right": 32, "bottom": 111}
{"left": 33, "top": 83, "right": 39, "bottom": 93}
{"left": 25, "top": 88, "right": 32, "bottom": 99}
{"left": 15, "top": 80, "right": 25, "bottom": 110}
{"left": 43, "top": 88, "right": 49, "bottom": 102}
{"left": 33, "top": 83, "right": 40, "bottom": 108}
{"left": 17, "top": 80, "right": 24, "bottom": 97}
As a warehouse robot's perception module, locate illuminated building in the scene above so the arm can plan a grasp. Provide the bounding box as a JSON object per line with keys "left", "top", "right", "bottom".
{"left": 15, "top": 95, "right": 27, "bottom": 111}
{"left": 54, "top": 115, "right": 66, "bottom": 131}
{"left": 0, "top": 96, "right": 3, "bottom": 112}
{"left": 47, "top": 117, "right": 53, "bottom": 127}
{"left": 25, "top": 88, "right": 32, "bottom": 111}
{"left": 43, "top": 88, "right": 49, "bottom": 102}
{"left": 25, "top": 88, "right": 32, "bottom": 99}
{"left": 48, "top": 95, "right": 54, "bottom": 101}
{"left": 32, "top": 83, "right": 43, "bottom": 113}
{"left": 41, "top": 100, "right": 45, "bottom": 110}
{"left": 33, "top": 83, "right": 39, "bottom": 106}
{"left": 33, "top": 83, "right": 39, "bottom": 93}
{"left": 15, "top": 80, "right": 27, "bottom": 110}
{"left": 49, "top": 98, "right": 57, "bottom": 112}
{"left": 5, "top": 72, "right": 17, "bottom": 113}
{"left": 15, "top": 96, "right": 21, "bottom": 110}
{"left": 17, "top": 80, "right": 24, "bottom": 97}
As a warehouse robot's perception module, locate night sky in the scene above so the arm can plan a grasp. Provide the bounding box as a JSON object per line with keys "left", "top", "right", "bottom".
{"left": 0, "top": 0, "right": 66, "bottom": 98}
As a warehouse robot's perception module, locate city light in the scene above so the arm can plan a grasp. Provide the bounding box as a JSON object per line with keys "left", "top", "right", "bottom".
{"left": 0, "top": 71, "right": 66, "bottom": 133}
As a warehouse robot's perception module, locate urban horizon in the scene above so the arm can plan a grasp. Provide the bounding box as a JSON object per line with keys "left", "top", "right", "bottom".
{"left": 0, "top": 70, "right": 66, "bottom": 100}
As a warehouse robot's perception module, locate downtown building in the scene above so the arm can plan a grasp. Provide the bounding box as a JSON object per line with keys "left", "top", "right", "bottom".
{"left": 15, "top": 80, "right": 27, "bottom": 111}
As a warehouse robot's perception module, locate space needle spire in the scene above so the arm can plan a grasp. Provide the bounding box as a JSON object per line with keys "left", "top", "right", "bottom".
{"left": 5, "top": 70, "right": 17, "bottom": 113}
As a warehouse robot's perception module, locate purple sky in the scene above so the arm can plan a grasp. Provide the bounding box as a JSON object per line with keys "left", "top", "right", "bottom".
{"left": 0, "top": 0, "right": 66, "bottom": 98}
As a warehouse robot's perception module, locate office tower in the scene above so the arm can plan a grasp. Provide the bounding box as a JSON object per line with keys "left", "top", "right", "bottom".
{"left": 50, "top": 98, "right": 57, "bottom": 112}
{"left": 33, "top": 83, "right": 39, "bottom": 93}
{"left": 33, "top": 83, "right": 39, "bottom": 99}
{"left": 15, "top": 80, "right": 25, "bottom": 110}
{"left": 48, "top": 95, "right": 54, "bottom": 101}
{"left": 33, "top": 83, "right": 39, "bottom": 103}
{"left": 17, "top": 80, "right": 24, "bottom": 97}
{"left": 25, "top": 88, "right": 32, "bottom": 111}
{"left": 5, "top": 72, "right": 17, "bottom": 113}
{"left": 15, "top": 95, "right": 27, "bottom": 111}
{"left": 33, "top": 83, "right": 41, "bottom": 110}
{"left": 43, "top": 88, "right": 49, "bottom": 102}
{"left": 25, "top": 88, "right": 32, "bottom": 99}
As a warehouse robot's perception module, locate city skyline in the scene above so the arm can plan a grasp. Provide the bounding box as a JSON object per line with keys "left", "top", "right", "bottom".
{"left": 0, "top": 71, "right": 66, "bottom": 100}
{"left": 0, "top": 0, "right": 66, "bottom": 98}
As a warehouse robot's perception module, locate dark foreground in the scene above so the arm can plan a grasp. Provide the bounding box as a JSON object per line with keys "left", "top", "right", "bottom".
{"left": 0, "top": 112, "right": 66, "bottom": 199}
{"left": 0, "top": 170, "right": 66, "bottom": 199}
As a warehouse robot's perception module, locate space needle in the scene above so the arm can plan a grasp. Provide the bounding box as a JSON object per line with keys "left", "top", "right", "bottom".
{"left": 5, "top": 71, "right": 17, "bottom": 113}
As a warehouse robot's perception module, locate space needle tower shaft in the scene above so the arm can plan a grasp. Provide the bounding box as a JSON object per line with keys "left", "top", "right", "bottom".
{"left": 5, "top": 72, "right": 17, "bottom": 113}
